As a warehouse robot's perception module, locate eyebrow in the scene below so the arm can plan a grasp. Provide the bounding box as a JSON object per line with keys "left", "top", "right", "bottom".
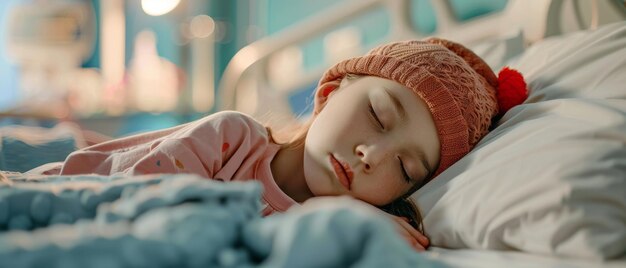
{"left": 383, "top": 88, "right": 407, "bottom": 120}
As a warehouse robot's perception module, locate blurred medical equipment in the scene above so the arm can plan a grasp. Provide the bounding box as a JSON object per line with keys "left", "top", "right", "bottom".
{"left": 4, "top": 0, "right": 98, "bottom": 117}
{"left": 2, "top": 0, "right": 203, "bottom": 119}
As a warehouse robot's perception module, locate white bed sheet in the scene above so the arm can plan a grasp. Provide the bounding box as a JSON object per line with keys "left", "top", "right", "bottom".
{"left": 413, "top": 21, "right": 626, "bottom": 260}
{"left": 424, "top": 247, "right": 626, "bottom": 268}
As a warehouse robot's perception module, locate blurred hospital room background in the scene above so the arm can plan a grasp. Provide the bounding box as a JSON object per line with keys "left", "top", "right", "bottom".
{"left": 1, "top": 0, "right": 624, "bottom": 138}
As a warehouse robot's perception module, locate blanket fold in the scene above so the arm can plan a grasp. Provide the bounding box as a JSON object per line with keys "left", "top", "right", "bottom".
{"left": 0, "top": 173, "right": 442, "bottom": 268}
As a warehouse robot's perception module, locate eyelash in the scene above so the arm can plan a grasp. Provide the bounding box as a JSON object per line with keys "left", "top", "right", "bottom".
{"left": 368, "top": 103, "right": 384, "bottom": 129}
{"left": 398, "top": 157, "right": 413, "bottom": 183}
{"left": 369, "top": 103, "right": 414, "bottom": 184}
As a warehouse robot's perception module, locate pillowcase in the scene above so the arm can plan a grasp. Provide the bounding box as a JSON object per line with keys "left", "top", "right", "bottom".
{"left": 467, "top": 29, "right": 526, "bottom": 71}
{"left": 412, "top": 21, "right": 626, "bottom": 260}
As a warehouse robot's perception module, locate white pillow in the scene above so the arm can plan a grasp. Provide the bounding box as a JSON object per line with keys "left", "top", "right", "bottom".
{"left": 412, "top": 21, "right": 626, "bottom": 260}
{"left": 468, "top": 29, "right": 526, "bottom": 71}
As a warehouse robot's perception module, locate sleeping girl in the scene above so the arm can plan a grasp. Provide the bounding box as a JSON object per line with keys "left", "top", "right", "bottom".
{"left": 27, "top": 37, "right": 528, "bottom": 252}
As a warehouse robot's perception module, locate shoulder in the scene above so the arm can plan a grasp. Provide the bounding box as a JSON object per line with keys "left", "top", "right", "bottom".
{"left": 200, "top": 111, "right": 267, "bottom": 135}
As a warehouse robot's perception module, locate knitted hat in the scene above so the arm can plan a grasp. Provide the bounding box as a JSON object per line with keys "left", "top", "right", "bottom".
{"left": 315, "top": 38, "right": 527, "bottom": 179}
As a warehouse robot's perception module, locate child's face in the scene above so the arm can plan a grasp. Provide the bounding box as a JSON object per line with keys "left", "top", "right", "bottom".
{"left": 304, "top": 76, "right": 441, "bottom": 206}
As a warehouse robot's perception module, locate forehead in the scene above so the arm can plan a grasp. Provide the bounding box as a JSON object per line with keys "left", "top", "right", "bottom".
{"left": 345, "top": 76, "right": 416, "bottom": 99}
{"left": 345, "top": 74, "right": 439, "bottom": 163}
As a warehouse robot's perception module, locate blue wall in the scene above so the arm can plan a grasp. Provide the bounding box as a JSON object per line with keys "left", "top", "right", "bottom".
{"left": 82, "top": 0, "right": 100, "bottom": 68}
{"left": 123, "top": 0, "right": 183, "bottom": 66}
{"left": 1, "top": 0, "right": 508, "bottom": 114}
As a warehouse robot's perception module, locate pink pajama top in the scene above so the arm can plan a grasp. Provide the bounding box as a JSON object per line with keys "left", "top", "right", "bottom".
{"left": 31, "top": 111, "right": 297, "bottom": 216}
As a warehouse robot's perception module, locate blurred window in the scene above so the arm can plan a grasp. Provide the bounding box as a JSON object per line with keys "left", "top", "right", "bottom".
{"left": 449, "top": 0, "right": 508, "bottom": 21}
{"left": 409, "top": 0, "right": 508, "bottom": 34}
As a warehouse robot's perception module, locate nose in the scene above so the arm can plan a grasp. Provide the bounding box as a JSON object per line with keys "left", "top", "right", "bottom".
{"left": 355, "top": 143, "right": 390, "bottom": 173}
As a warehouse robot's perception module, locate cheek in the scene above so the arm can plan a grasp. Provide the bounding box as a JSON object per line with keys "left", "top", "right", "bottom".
{"left": 302, "top": 152, "right": 315, "bottom": 183}
{"left": 307, "top": 114, "right": 354, "bottom": 149}
{"left": 357, "top": 169, "right": 406, "bottom": 205}
{"left": 302, "top": 150, "right": 334, "bottom": 196}
{"left": 317, "top": 101, "right": 366, "bottom": 132}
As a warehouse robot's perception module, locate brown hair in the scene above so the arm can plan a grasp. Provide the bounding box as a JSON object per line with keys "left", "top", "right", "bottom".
{"left": 379, "top": 197, "right": 424, "bottom": 232}
{"left": 268, "top": 74, "right": 425, "bottom": 233}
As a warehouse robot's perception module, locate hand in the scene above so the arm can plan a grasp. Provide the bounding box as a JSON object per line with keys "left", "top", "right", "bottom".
{"left": 389, "top": 215, "right": 430, "bottom": 251}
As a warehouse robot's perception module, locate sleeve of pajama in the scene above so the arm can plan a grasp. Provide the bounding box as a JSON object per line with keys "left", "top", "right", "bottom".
{"left": 57, "top": 111, "right": 270, "bottom": 179}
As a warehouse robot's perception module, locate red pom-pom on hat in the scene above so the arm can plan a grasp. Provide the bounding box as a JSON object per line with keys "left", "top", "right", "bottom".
{"left": 497, "top": 67, "right": 528, "bottom": 116}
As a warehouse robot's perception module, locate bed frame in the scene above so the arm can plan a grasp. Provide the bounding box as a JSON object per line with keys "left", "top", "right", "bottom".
{"left": 217, "top": 0, "right": 625, "bottom": 128}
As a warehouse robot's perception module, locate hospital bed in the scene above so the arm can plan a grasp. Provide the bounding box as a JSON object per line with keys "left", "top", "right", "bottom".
{"left": 1, "top": 0, "right": 625, "bottom": 267}
{"left": 218, "top": 0, "right": 625, "bottom": 128}
{"left": 216, "top": 0, "right": 626, "bottom": 266}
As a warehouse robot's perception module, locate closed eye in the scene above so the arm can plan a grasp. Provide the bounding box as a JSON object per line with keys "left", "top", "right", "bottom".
{"left": 398, "top": 156, "right": 414, "bottom": 184}
{"left": 368, "top": 103, "right": 384, "bottom": 129}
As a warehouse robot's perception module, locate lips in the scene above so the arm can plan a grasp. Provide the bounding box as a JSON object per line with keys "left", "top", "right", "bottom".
{"left": 330, "top": 154, "right": 354, "bottom": 190}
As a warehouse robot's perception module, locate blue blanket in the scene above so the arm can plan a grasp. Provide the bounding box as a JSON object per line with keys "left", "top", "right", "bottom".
{"left": 0, "top": 173, "right": 444, "bottom": 267}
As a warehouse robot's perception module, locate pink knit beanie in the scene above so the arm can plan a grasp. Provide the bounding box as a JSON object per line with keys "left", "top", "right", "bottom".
{"left": 315, "top": 38, "right": 528, "bottom": 179}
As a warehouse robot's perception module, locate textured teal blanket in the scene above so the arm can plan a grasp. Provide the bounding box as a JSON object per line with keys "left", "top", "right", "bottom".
{"left": 0, "top": 173, "right": 443, "bottom": 267}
